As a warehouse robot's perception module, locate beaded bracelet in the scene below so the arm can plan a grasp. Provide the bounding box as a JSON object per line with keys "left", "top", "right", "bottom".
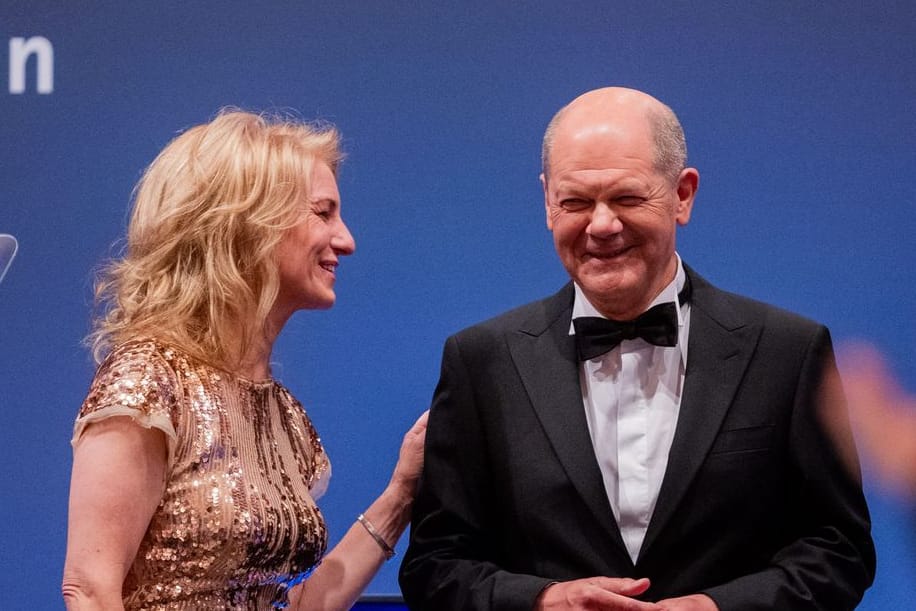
{"left": 357, "top": 513, "right": 396, "bottom": 560}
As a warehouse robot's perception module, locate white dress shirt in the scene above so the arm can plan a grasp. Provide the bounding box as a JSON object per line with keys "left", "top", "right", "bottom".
{"left": 571, "top": 256, "right": 691, "bottom": 563}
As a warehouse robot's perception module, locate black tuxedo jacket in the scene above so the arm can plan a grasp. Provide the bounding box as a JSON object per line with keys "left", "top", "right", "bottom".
{"left": 400, "top": 267, "right": 874, "bottom": 610}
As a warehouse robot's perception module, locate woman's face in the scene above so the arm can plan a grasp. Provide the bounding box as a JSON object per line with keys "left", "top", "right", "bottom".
{"left": 274, "top": 161, "right": 355, "bottom": 314}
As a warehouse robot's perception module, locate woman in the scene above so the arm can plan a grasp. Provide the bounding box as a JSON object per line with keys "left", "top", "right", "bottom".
{"left": 62, "top": 110, "right": 427, "bottom": 610}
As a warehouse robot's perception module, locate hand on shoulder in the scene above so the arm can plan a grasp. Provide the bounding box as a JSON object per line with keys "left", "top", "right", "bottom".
{"left": 389, "top": 410, "right": 429, "bottom": 503}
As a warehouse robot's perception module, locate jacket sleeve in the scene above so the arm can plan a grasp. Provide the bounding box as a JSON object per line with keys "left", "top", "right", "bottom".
{"left": 701, "top": 327, "right": 876, "bottom": 611}
{"left": 399, "top": 334, "right": 553, "bottom": 611}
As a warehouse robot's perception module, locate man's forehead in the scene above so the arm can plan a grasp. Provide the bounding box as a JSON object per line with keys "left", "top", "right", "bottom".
{"left": 553, "top": 118, "right": 652, "bottom": 160}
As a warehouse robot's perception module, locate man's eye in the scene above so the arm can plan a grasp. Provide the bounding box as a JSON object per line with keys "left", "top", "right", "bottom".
{"left": 616, "top": 196, "right": 645, "bottom": 206}
{"left": 559, "top": 198, "right": 590, "bottom": 211}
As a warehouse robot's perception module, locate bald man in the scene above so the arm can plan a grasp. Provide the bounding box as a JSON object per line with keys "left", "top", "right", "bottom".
{"left": 399, "top": 88, "right": 874, "bottom": 610}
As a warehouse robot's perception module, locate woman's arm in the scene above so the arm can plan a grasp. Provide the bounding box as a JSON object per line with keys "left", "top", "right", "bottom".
{"left": 289, "top": 410, "right": 428, "bottom": 611}
{"left": 62, "top": 416, "right": 167, "bottom": 610}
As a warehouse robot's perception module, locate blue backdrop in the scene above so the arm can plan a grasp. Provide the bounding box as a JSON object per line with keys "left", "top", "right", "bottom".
{"left": 2, "top": 2, "right": 914, "bottom": 608}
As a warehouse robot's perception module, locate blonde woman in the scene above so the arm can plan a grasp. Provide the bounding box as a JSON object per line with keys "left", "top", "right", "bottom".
{"left": 62, "top": 110, "right": 427, "bottom": 610}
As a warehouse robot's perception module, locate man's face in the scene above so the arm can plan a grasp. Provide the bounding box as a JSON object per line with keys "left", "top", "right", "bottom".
{"left": 542, "top": 118, "right": 696, "bottom": 320}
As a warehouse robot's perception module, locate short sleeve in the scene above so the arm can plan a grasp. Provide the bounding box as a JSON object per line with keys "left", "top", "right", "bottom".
{"left": 301, "top": 409, "right": 331, "bottom": 500}
{"left": 72, "top": 340, "right": 180, "bottom": 466}
{"left": 309, "top": 450, "right": 332, "bottom": 501}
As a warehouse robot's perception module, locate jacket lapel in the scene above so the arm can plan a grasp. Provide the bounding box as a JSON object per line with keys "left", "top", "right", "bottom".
{"left": 507, "top": 284, "right": 631, "bottom": 560}
{"left": 639, "top": 269, "right": 762, "bottom": 562}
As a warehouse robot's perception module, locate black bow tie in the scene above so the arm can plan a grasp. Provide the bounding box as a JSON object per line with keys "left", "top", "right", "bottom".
{"left": 573, "top": 280, "right": 691, "bottom": 361}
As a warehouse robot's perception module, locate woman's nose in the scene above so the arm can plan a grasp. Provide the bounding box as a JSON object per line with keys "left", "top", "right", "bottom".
{"left": 332, "top": 219, "right": 356, "bottom": 255}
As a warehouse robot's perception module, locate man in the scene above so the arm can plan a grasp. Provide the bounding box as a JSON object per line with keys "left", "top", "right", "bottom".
{"left": 399, "top": 87, "right": 875, "bottom": 610}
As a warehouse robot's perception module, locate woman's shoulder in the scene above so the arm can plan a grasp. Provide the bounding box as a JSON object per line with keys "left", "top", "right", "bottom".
{"left": 102, "top": 337, "right": 201, "bottom": 378}
{"left": 102, "top": 336, "right": 169, "bottom": 363}
{"left": 86, "top": 337, "right": 187, "bottom": 410}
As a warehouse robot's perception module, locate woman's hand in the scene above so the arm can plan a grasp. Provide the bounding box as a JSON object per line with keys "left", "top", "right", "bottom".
{"left": 388, "top": 410, "right": 429, "bottom": 503}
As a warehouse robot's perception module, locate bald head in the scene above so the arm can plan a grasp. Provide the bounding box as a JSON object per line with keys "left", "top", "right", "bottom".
{"left": 541, "top": 87, "right": 687, "bottom": 185}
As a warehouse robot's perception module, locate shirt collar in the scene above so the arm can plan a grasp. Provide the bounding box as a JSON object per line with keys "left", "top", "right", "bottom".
{"left": 570, "top": 254, "right": 690, "bottom": 360}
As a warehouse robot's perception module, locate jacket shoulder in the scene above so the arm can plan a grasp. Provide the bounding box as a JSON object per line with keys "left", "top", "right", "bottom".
{"left": 450, "top": 283, "right": 573, "bottom": 344}
{"left": 689, "top": 267, "right": 827, "bottom": 339}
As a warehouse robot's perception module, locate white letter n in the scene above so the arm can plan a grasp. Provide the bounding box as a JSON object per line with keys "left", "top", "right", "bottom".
{"left": 9, "top": 36, "right": 54, "bottom": 94}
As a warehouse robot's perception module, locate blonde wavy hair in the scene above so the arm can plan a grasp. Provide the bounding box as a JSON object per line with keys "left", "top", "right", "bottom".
{"left": 88, "top": 109, "right": 342, "bottom": 369}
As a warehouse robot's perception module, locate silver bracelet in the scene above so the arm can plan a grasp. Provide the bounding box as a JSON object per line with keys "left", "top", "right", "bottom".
{"left": 357, "top": 513, "right": 396, "bottom": 560}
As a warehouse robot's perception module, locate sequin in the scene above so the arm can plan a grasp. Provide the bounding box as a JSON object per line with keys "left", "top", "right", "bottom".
{"left": 73, "top": 339, "right": 330, "bottom": 609}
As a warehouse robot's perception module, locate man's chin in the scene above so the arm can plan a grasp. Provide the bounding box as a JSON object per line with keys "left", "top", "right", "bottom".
{"left": 577, "top": 272, "right": 637, "bottom": 297}
{"left": 576, "top": 273, "right": 650, "bottom": 313}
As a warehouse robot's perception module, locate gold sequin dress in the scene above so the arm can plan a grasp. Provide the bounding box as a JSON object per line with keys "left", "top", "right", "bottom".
{"left": 72, "top": 339, "right": 330, "bottom": 610}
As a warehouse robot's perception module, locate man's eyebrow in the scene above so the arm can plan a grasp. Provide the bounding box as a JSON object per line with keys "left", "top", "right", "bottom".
{"left": 555, "top": 177, "right": 646, "bottom": 192}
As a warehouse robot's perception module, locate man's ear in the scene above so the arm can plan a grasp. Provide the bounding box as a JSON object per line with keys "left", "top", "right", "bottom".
{"left": 541, "top": 173, "right": 553, "bottom": 230}
{"left": 675, "top": 167, "right": 699, "bottom": 226}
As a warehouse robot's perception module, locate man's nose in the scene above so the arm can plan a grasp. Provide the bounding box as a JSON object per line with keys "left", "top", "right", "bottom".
{"left": 587, "top": 203, "right": 623, "bottom": 238}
